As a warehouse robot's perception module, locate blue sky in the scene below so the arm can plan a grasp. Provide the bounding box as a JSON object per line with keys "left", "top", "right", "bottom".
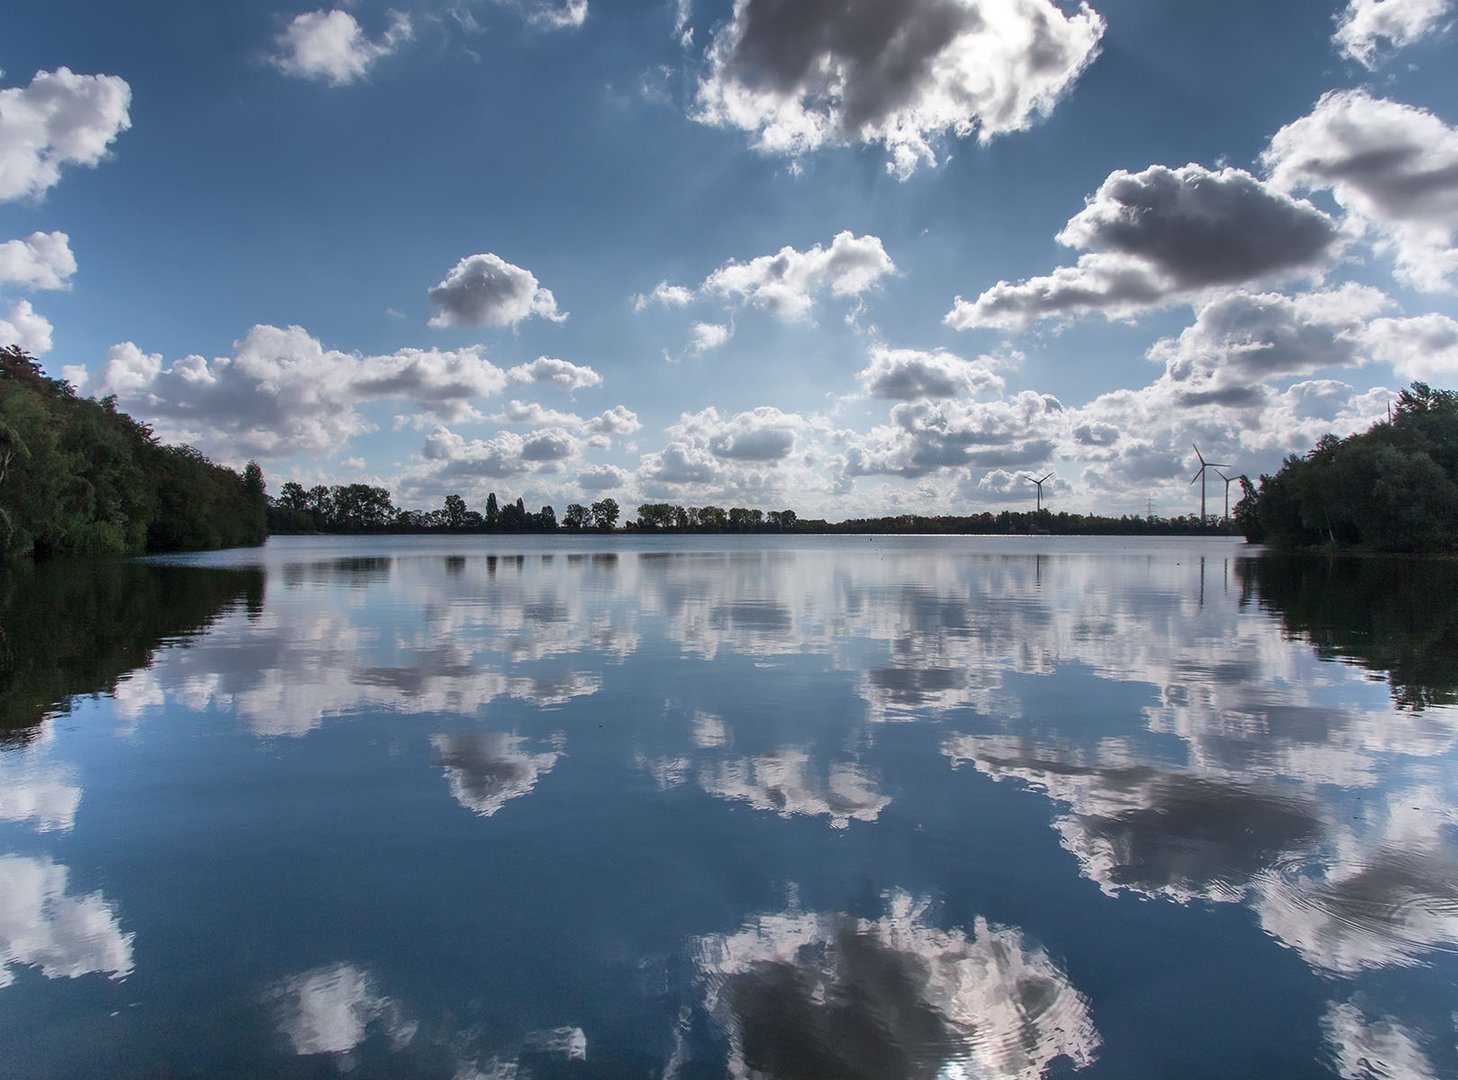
{"left": 3, "top": 0, "right": 1457, "bottom": 517}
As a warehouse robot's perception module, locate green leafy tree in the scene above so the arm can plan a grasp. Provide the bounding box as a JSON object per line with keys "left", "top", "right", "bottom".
{"left": 637, "top": 503, "right": 675, "bottom": 529}
{"left": 591, "top": 498, "right": 619, "bottom": 531}
{"left": 279, "top": 481, "right": 308, "bottom": 512}
{"left": 442, "top": 494, "right": 468, "bottom": 529}
{"left": 241, "top": 462, "right": 267, "bottom": 545}
{"left": 1240, "top": 382, "right": 1458, "bottom": 552}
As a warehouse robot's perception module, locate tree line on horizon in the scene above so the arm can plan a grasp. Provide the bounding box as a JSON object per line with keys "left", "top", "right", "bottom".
{"left": 20, "top": 346, "right": 1448, "bottom": 561}
{"left": 267, "top": 480, "right": 1241, "bottom": 538}
{"left": 1234, "top": 382, "right": 1458, "bottom": 552}
{"left": 0, "top": 346, "right": 266, "bottom": 562}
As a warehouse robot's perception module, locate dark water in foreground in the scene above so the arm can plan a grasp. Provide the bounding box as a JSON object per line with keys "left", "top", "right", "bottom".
{"left": 1, "top": 535, "right": 1456, "bottom": 1079}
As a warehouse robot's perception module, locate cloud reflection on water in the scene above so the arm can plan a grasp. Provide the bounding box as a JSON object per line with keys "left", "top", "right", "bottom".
{"left": 270, "top": 962, "right": 416, "bottom": 1056}
{"left": 1322, "top": 1000, "right": 1440, "bottom": 1080}
{"left": 16, "top": 540, "right": 1454, "bottom": 1075}
{"left": 431, "top": 732, "right": 560, "bottom": 818}
{"left": 112, "top": 545, "right": 1455, "bottom": 980}
{"left": 698, "top": 749, "right": 890, "bottom": 829}
{"left": 0, "top": 854, "right": 133, "bottom": 988}
{"left": 689, "top": 892, "right": 1100, "bottom": 1080}
{"left": 0, "top": 759, "right": 80, "bottom": 833}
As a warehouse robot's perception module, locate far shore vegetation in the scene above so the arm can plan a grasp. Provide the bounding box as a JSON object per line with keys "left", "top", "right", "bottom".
{"left": 6, "top": 342, "right": 1455, "bottom": 559}
{"left": 1, "top": 346, "right": 265, "bottom": 562}
{"left": 1234, "top": 382, "right": 1458, "bottom": 554}
{"left": 265, "top": 484, "right": 1237, "bottom": 539}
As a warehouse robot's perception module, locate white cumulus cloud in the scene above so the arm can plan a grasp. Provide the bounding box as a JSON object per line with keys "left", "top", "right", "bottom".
{"left": 1264, "top": 89, "right": 1458, "bottom": 293}
{"left": 0, "top": 300, "right": 53, "bottom": 354}
{"left": 859, "top": 345, "right": 1006, "bottom": 399}
{"left": 578, "top": 463, "right": 629, "bottom": 490}
{"left": 0, "top": 231, "right": 76, "bottom": 290}
{"left": 632, "top": 281, "right": 695, "bottom": 311}
{"left": 703, "top": 231, "right": 895, "bottom": 320}
{"left": 80, "top": 325, "right": 512, "bottom": 460}
{"left": 270, "top": 9, "right": 414, "bottom": 86}
{"left": 946, "top": 164, "right": 1338, "bottom": 330}
{"left": 0, "top": 68, "right": 132, "bottom": 203}
{"left": 1333, "top": 0, "right": 1452, "bottom": 68}
{"left": 1145, "top": 285, "right": 1392, "bottom": 402}
{"left": 507, "top": 356, "right": 601, "bottom": 391}
{"left": 428, "top": 252, "right": 566, "bottom": 327}
{"left": 693, "top": 0, "right": 1105, "bottom": 178}
{"left": 686, "top": 320, "right": 733, "bottom": 356}
{"left": 846, "top": 391, "right": 1064, "bottom": 477}
{"left": 586, "top": 404, "right": 641, "bottom": 435}
{"left": 404, "top": 422, "right": 585, "bottom": 502}
{"left": 1364, "top": 312, "right": 1458, "bottom": 382}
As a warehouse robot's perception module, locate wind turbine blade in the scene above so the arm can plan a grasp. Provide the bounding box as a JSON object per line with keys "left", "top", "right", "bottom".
{"left": 1193, "top": 443, "right": 1206, "bottom": 466}
{"left": 1040, "top": 472, "right": 1053, "bottom": 483}
{"left": 1190, "top": 472, "right": 1201, "bottom": 486}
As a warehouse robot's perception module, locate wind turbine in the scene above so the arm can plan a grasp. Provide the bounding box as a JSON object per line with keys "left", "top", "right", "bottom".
{"left": 1189, "top": 445, "right": 1228, "bottom": 523}
{"left": 1025, "top": 472, "right": 1053, "bottom": 513}
{"left": 1214, "top": 469, "right": 1240, "bottom": 522}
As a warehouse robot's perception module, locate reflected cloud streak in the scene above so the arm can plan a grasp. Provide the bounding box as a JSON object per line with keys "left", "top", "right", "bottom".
{"left": 947, "top": 735, "right": 1458, "bottom": 976}
{"left": 271, "top": 962, "right": 416, "bottom": 1056}
{"left": 431, "top": 732, "right": 560, "bottom": 817}
{"left": 0, "top": 760, "right": 80, "bottom": 833}
{"left": 1323, "top": 1001, "right": 1440, "bottom": 1080}
{"left": 699, "top": 750, "right": 890, "bottom": 829}
{"left": 0, "top": 855, "right": 133, "bottom": 987}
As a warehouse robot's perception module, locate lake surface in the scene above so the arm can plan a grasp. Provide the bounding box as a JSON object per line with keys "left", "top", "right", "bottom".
{"left": 2, "top": 534, "right": 1456, "bottom": 1079}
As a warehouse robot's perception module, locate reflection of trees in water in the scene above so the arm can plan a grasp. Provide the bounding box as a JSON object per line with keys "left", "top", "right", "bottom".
{"left": 692, "top": 894, "right": 1099, "bottom": 1080}
{"left": 0, "top": 560, "right": 262, "bottom": 744}
{"left": 1238, "top": 555, "right": 1458, "bottom": 711}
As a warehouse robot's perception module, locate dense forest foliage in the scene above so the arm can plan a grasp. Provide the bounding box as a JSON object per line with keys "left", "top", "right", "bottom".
{"left": 0, "top": 346, "right": 267, "bottom": 560}
{"left": 1235, "top": 383, "right": 1458, "bottom": 552}
{"left": 267, "top": 484, "right": 614, "bottom": 533}
{"left": 0, "top": 558, "right": 263, "bottom": 745}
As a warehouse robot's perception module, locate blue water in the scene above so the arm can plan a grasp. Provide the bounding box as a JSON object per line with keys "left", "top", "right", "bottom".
{"left": 1, "top": 535, "right": 1455, "bottom": 1078}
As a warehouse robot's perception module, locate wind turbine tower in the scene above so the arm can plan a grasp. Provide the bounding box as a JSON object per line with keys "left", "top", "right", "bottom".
{"left": 1026, "top": 472, "right": 1053, "bottom": 513}
{"left": 1214, "top": 469, "right": 1240, "bottom": 522}
{"left": 1190, "top": 445, "right": 1228, "bottom": 523}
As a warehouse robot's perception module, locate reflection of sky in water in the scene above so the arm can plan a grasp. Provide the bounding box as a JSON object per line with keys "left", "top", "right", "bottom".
{"left": 690, "top": 893, "right": 1100, "bottom": 1080}
{"left": 271, "top": 962, "right": 416, "bottom": 1056}
{"left": 0, "top": 855, "right": 133, "bottom": 987}
{"left": 431, "top": 732, "right": 560, "bottom": 818}
{"left": 0, "top": 754, "right": 80, "bottom": 833}
{"left": 1, "top": 536, "right": 1455, "bottom": 1077}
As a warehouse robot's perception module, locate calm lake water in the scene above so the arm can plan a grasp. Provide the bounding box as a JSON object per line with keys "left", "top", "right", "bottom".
{"left": 2, "top": 534, "right": 1456, "bottom": 1079}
